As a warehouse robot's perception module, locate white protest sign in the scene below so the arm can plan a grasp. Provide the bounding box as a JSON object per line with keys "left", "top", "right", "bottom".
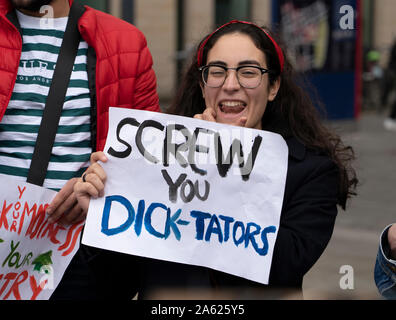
{"left": 0, "top": 174, "right": 83, "bottom": 300}
{"left": 82, "top": 107, "right": 288, "bottom": 284}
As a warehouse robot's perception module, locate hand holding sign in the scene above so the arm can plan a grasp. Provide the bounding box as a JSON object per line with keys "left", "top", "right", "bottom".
{"left": 74, "top": 152, "right": 108, "bottom": 215}
{"left": 47, "top": 178, "right": 82, "bottom": 226}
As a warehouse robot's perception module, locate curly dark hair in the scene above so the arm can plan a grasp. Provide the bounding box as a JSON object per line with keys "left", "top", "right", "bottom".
{"left": 167, "top": 21, "right": 358, "bottom": 210}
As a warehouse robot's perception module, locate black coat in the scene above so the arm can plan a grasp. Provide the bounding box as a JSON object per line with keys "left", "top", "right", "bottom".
{"left": 136, "top": 135, "right": 339, "bottom": 299}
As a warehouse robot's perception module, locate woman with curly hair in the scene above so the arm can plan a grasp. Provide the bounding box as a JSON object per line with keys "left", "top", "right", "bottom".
{"left": 75, "top": 20, "right": 358, "bottom": 299}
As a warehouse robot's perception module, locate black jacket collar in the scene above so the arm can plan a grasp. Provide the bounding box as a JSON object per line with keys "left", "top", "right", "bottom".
{"left": 285, "top": 136, "right": 306, "bottom": 161}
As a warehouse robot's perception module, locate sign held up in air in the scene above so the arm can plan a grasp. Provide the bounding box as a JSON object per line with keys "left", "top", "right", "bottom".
{"left": 83, "top": 108, "right": 288, "bottom": 285}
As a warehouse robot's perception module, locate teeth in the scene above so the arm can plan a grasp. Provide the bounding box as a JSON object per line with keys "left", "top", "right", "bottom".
{"left": 221, "top": 101, "right": 245, "bottom": 107}
{"left": 219, "top": 101, "right": 246, "bottom": 114}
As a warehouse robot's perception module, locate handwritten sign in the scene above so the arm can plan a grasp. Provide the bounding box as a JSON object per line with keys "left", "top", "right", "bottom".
{"left": 82, "top": 108, "right": 288, "bottom": 284}
{"left": 0, "top": 174, "right": 83, "bottom": 300}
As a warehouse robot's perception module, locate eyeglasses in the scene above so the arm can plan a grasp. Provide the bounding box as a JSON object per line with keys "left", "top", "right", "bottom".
{"left": 199, "top": 64, "right": 269, "bottom": 89}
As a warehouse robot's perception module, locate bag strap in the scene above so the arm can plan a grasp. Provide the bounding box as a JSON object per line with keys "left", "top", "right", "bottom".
{"left": 27, "top": 2, "right": 86, "bottom": 186}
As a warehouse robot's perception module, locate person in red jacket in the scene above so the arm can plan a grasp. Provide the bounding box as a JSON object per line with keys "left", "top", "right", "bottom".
{"left": 0, "top": 0, "right": 159, "bottom": 299}
{"left": 0, "top": 0, "right": 159, "bottom": 223}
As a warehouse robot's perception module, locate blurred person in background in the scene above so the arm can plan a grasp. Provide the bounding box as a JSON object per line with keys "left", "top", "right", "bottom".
{"left": 374, "top": 224, "right": 396, "bottom": 299}
{"left": 362, "top": 50, "right": 383, "bottom": 111}
{"left": 382, "top": 39, "right": 396, "bottom": 130}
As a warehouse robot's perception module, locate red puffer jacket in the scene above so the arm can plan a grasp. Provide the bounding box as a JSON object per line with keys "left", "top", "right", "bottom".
{"left": 0, "top": 0, "right": 160, "bottom": 151}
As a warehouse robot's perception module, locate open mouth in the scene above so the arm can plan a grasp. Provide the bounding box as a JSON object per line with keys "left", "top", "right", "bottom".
{"left": 219, "top": 101, "right": 247, "bottom": 114}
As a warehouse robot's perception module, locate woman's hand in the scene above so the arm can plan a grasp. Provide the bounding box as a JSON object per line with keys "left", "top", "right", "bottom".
{"left": 194, "top": 107, "right": 247, "bottom": 127}
{"left": 47, "top": 177, "right": 80, "bottom": 225}
{"left": 194, "top": 108, "right": 217, "bottom": 122}
{"left": 74, "top": 151, "right": 108, "bottom": 217}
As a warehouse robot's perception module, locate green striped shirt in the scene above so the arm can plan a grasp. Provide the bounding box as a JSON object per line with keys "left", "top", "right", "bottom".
{"left": 0, "top": 11, "right": 92, "bottom": 190}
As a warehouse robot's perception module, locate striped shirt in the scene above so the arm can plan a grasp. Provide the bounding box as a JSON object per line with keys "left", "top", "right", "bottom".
{"left": 0, "top": 10, "right": 92, "bottom": 190}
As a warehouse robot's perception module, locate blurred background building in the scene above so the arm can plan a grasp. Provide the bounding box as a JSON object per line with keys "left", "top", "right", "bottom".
{"left": 75, "top": 0, "right": 396, "bottom": 120}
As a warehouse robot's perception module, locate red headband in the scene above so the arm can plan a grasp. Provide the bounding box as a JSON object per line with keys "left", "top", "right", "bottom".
{"left": 197, "top": 20, "right": 284, "bottom": 73}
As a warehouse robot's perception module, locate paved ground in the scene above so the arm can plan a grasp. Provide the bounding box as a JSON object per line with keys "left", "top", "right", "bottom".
{"left": 302, "top": 110, "right": 396, "bottom": 299}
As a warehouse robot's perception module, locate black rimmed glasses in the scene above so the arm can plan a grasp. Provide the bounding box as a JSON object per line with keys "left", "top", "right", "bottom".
{"left": 199, "top": 64, "right": 269, "bottom": 89}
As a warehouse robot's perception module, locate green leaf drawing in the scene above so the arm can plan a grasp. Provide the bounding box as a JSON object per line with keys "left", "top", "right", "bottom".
{"left": 32, "top": 251, "right": 53, "bottom": 272}
{"left": 0, "top": 238, "right": 4, "bottom": 243}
